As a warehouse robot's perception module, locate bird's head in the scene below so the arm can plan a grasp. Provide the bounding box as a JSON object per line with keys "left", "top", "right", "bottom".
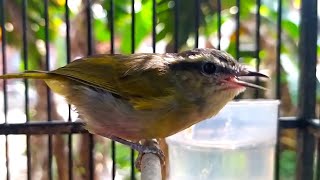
{"left": 166, "top": 48, "right": 268, "bottom": 116}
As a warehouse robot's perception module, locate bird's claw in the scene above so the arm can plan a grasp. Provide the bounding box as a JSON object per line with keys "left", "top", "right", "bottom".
{"left": 135, "top": 140, "right": 165, "bottom": 170}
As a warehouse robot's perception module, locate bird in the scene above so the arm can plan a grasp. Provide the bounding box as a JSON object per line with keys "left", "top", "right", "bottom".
{"left": 0, "top": 48, "right": 268, "bottom": 165}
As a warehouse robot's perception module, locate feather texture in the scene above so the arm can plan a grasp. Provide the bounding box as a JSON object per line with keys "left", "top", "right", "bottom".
{"left": 49, "top": 54, "right": 175, "bottom": 108}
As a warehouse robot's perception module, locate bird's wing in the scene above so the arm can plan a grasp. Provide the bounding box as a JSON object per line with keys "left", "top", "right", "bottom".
{"left": 50, "top": 54, "right": 175, "bottom": 110}
{"left": 50, "top": 55, "right": 122, "bottom": 95}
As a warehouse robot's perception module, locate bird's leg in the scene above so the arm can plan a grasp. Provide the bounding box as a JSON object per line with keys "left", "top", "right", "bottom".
{"left": 108, "top": 135, "right": 144, "bottom": 151}
{"left": 95, "top": 133, "right": 165, "bottom": 170}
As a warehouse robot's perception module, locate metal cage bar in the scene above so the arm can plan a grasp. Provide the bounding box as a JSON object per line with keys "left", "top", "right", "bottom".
{"left": 217, "top": 0, "right": 221, "bottom": 50}
{"left": 43, "top": 1, "right": 54, "bottom": 179}
{"left": 0, "top": 0, "right": 9, "bottom": 179}
{"left": 254, "top": 0, "right": 261, "bottom": 98}
{"left": 174, "top": 0, "right": 179, "bottom": 53}
{"left": 194, "top": 0, "right": 200, "bottom": 48}
{"left": 274, "top": 0, "right": 282, "bottom": 179}
{"left": 296, "top": 0, "right": 318, "bottom": 179}
{"left": 21, "top": 0, "right": 31, "bottom": 179}
{"left": 235, "top": 0, "right": 240, "bottom": 60}
{"left": 130, "top": 0, "right": 136, "bottom": 179}
{"left": 85, "top": 1, "right": 95, "bottom": 179}
{"left": 152, "top": 0, "right": 156, "bottom": 53}
{"left": 108, "top": 0, "right": 116, "bottom": 179}
{"left": 64, "top": 0, "right": 74, "bottom": 179}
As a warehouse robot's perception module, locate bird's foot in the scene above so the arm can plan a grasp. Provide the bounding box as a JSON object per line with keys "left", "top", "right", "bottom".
{"left": 96, "top": 134, "right": 165, "bottom": 170}
{"left": 135, "top": 139, "right": 165, "bottom": 171}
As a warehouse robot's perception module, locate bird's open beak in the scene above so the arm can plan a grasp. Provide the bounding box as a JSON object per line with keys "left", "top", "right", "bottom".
{"left": 223, "top": 71, "right": 269, "bottom": 90}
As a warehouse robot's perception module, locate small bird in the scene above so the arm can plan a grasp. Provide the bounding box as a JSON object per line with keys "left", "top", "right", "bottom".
{"left": 0, "top": 48, "right": 267, "bottom": 163}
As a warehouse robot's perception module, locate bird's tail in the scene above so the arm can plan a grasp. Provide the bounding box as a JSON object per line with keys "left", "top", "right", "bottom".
{"left": 0, "top": 70, "right": 51, "bottom": 80}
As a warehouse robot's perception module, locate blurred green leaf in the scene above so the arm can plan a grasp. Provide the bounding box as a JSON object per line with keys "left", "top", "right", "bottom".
{"left": 94, "top": 19, "right": 111, "bottom": 42}
{"left": 280, "top": 150, "right": 296, "bottom": 180}
{"left": 115, "top": 143, "right": 132, "bottom": 169}
{"left": 282, "top": 20, "right": 299, "bottom": 41}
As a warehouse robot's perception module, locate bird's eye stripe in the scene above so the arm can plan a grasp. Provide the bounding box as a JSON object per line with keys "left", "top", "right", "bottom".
{"left": 169, "top": 61, "right": 203, "bottom": 71}
{"left": 170, "top": 61, "right": 235, "bottom": 76}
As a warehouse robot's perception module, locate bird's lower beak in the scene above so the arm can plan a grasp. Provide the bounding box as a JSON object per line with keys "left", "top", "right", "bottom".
{"left": 224, "top": 77, "right": 267, "bottom": 90}
{"left": 223, "top": 71, "right": 269, "bottom": 90}
{"left": 229, "top": 78, "right": 267, "bottom": 90}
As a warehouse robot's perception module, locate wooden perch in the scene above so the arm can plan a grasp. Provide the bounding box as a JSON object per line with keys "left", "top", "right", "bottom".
{"left": 140, "top": 140, "right": 162, "bottom": 180}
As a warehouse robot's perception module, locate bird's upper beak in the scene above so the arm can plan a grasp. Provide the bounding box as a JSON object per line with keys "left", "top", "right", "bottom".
{"left": 222, "top": 70, "right": 269, "bottom": 90}
{"left": 240, "top": 71, "right": 269, "bottom": 79}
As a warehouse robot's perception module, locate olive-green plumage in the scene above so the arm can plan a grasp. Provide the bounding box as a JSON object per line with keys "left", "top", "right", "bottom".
{"left": 0, "top": 48, "right": 267, "bottom": 143}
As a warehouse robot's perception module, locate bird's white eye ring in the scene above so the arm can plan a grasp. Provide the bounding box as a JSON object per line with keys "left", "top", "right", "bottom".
{"left": 202, "top": 62, "right": 216, "bottom": 75}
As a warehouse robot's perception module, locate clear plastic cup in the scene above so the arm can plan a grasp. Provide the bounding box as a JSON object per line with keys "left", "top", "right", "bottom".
{"left": 166, "top": 100, "right": 280, "bottom": 180}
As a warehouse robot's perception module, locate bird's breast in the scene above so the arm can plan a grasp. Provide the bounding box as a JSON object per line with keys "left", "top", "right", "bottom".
{"left": 46, "top": 79, "right": 214, "bottom": 141}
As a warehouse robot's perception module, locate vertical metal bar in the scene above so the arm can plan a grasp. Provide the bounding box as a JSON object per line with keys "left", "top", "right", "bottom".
{"left": 44, "top": 1, "right": 53, "bottom": 180}
{"left": 131, "top": 0, "right": 135, "bottom": 53}
{"left": 87, "top": 0, "right": 93, "bottom": 55}
{"left": 234, "top": 0, "right": 242, "bottom": 100}
{"left": 296, "top": 0, "right": 317, "bottom": 179}
{"left": 65, "top": 1, "right": 71, "bottom": 115}
{"left": 276, "top": 0, "right": 282, "bottom": 100}
{"left": 174, "top": 0, "right": 179, "bottom": 52}
{"left": 0, "top": 0, "right": 7, "bottom": 121}
{"left": 131, "top": 1, "right": 136, "bottom": 178}
{"left": 217, "top": 0, "right": 221, "bottom": 50}
{"left": 254, "top": 0, "right": 261, "bottom": 98}
{"left": 275, "top": 0, "right": 282, "bottom": 180}
{"left": 86, "top": 0, "right": 95, "bottom": 179}
{"left": 152, "top": 0, "right": 156, "bottom": 53}
{"left": 22, "top": 0, "right": 29, "bottom": 128}
{"left": 194, "top": 0, "right": 199, "bottom": 48}
{"left": 317, "top": 139, "right": 320, "bottom": 180}
{"left": 235, "top": 0, "right": 240, "bottom": 60}
{"left": 22, "top": 0, "right": 31, "bottom": 179}
{"left": 109, "top": 0, "right": 116, "bottom": 179}
{"left": 65, "top": 1, "right": 73, "bottom": 180}
{"left": 44, "top": 0, "right": 51, "bottom": 117}
{"left": 110, "top": 0, "right": 115, "bottom": 54}
{"left": 314, "top": 137, "right": 320, "bottom": 180}
{"left": 314, "top": 138, "right": 318, "bottom": 180}
{"left": 0, "top": 1, "right": 9, "bottom": 180}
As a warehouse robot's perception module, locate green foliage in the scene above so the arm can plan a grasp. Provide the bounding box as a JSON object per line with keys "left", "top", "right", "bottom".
{"left": 115, "top": 143, "right": 132, "bottom": 169}
{"left": 279, "top": 150, "right": 296, "bottom": 180}
{"left": 115, "top": 143, "right": 140, "bottom": 179}
{"left": 94, "top": 18, "right": 111, "bottom": 42}
{"left": 282, "top": 20, "right": 299, "bottom": 41}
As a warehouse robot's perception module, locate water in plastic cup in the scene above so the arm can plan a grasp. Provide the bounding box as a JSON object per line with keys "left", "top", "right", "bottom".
{"left": 166, "top": 100, "right": 280, "bottom": 180}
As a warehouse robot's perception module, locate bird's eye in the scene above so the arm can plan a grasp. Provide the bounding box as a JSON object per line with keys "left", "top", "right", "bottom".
{"left": 202, "top": 62, "right": 216, "bottom": 75}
